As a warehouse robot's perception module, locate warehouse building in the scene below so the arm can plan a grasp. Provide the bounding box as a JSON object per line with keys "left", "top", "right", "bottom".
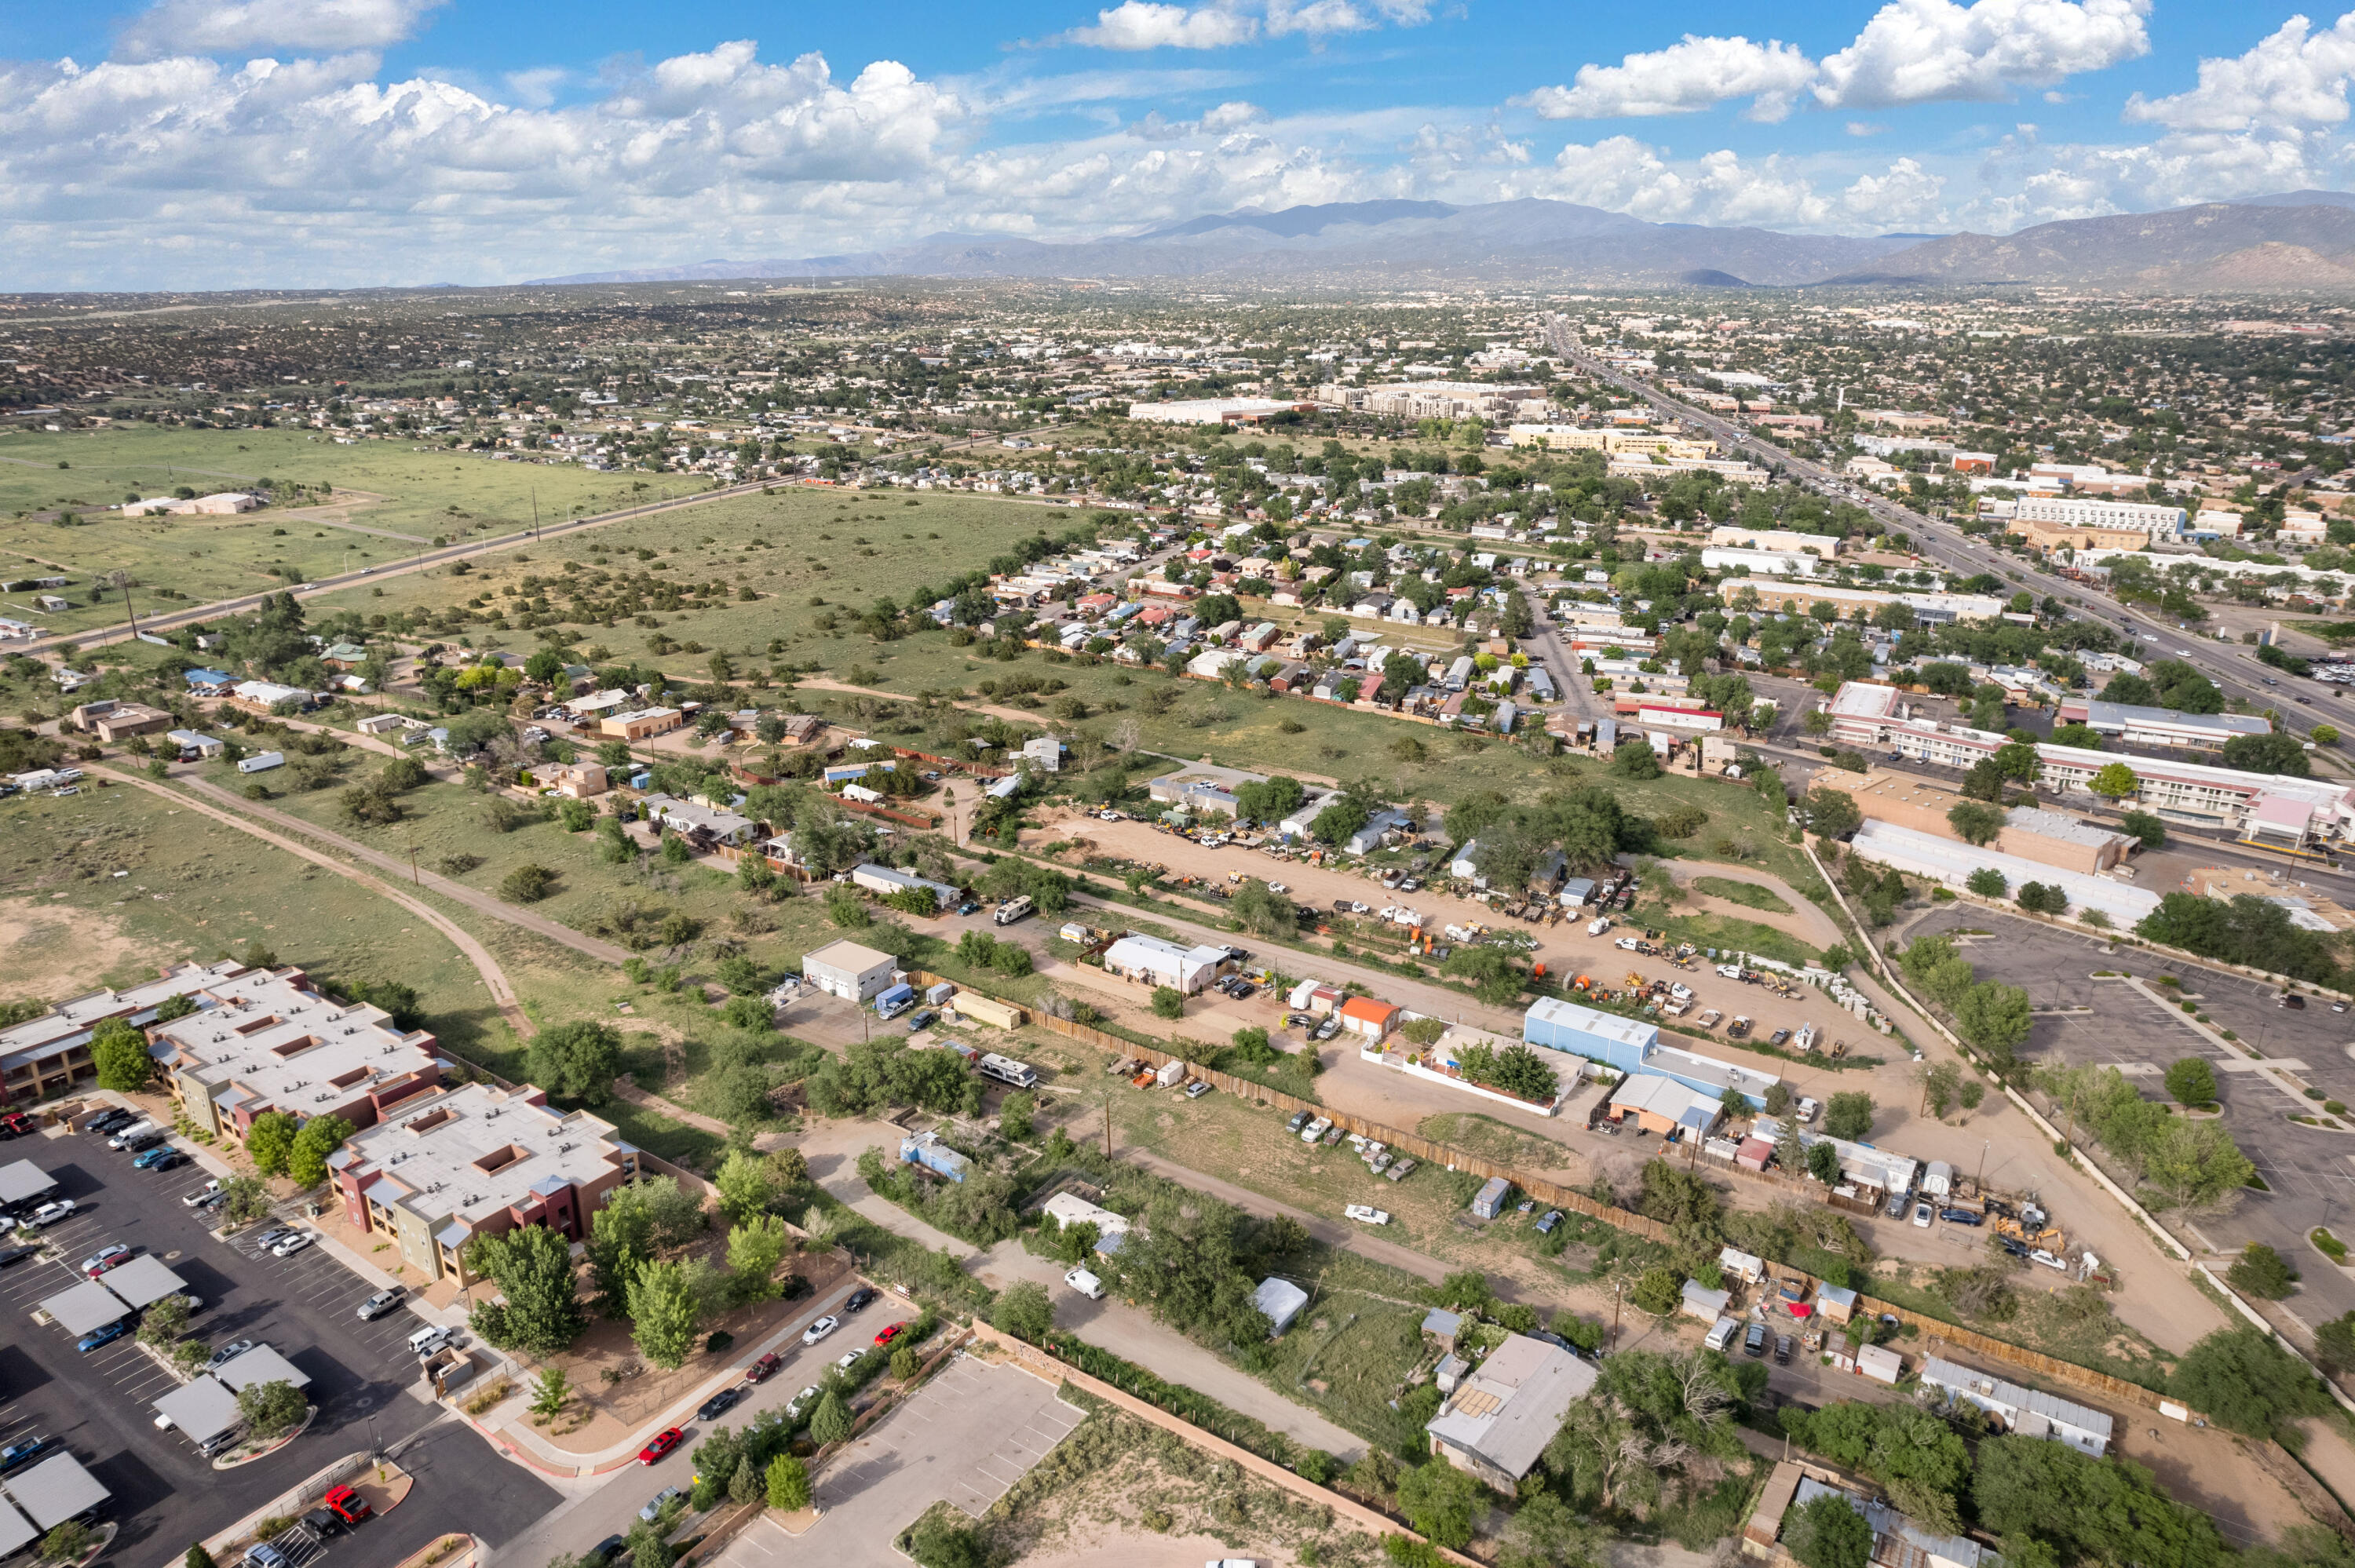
{"left": 1522, "top": 997, "right": 1779, "bottom": 1108}
{"left": 802, "top": 940, "right": 899, "bottom": 1003}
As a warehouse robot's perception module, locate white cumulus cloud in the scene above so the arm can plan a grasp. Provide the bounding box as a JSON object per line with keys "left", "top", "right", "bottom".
{"left": 1813, "top": 0, "right": 2151, "bottom": 108}
{"left": 117, "top": 0, "right": 447, "bottom": 60}
{"left": 1060, "top": 3, "right": 1259, "bottom": 49}
{"left": 2124, "top": 10, "right": 2355, "bottom": 132}
{"left": 1518, "top": 35, "right": 1814, "bottom": 122}
{"left": 1517, "top": 0, "right": 2148, "bottom": 125}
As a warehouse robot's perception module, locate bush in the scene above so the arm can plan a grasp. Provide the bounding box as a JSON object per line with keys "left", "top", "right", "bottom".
{"left": 500, "top": 863, "right": 558, "bottom": 903}
{"left": 2227, "top": 1242, "right": 2299, "bottom": 1300}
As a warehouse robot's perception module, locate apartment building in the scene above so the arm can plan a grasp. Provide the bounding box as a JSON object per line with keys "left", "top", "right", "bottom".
{"left": 1825, "top": 682, "right": 2355, "bottom": 842}
{"left": 1718, "top": 581, "right": 2006, "bottom": 625}
{"left": 156, "top": 967, "right": 444, "bottom": 1143}
{"left": 328, "top": 1081, "right": 637, "bottom": 1284}
{"left": 2004, "top": 516, "right": 2152, "bottom": 554}
{"left": 2013, "top": 494, "right": 2185, "bottom": 541}
{"left": 0, "top": 960, "right": 244, "bottom": 1108}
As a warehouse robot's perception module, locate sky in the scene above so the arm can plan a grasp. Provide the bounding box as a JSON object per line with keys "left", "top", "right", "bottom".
{"left": 5, "top": 0, "right": 2355, "bottom": 290}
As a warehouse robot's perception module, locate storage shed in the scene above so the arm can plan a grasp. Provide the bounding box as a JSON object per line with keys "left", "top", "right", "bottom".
{"left": 1254, "top": 1277, "right": 1309, "bottom": 1336}
{"left": 1470, "top": 1176, "right": 1512, "bottom": 1220}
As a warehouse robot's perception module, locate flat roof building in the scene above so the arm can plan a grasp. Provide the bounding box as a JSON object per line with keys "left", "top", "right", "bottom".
{"left": 1918, "top": 1355, "right": 2113, "bottom": 1457}
{"left": 802, "top": 939, "right": 898, "bottom": 1003}
{"left": 1523, "top": 997, "right": 1779, "bottom": 1107}
{"left": 0, "top": 958, "right": 246, "bottom": 1109}
{"left": 1102, "top": 933, "right": 1229, "bottom": 995}
{"left": 2055, "top": 698, "right": 2272, "bottom": 751}
{"left": 330, "top": 1081, "right": 638, "bottom": 1285}
{"left": 156, "top": 965, "right": 445, "bottom": 1146}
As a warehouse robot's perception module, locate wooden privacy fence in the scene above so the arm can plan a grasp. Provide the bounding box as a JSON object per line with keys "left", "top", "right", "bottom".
{"left": 922, "top": 972, "right": 2211, "bottom": 1420}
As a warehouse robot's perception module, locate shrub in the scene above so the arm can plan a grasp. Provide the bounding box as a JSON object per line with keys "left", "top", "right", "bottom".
{"left": 500, "top": 864, "right": 558, "bottom": 903}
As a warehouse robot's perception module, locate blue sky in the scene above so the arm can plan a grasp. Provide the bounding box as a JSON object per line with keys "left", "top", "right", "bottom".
{"left": 2, "top": 0, "right": 2352, "bottom": 289}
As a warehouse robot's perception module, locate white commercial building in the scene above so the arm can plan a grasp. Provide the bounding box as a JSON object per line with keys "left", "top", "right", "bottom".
{"left": 801, "top": 939, "right": 898, "bottom": 1003}
{"left": 1700, "top": 547, "right": 1820, "bottom": 578}
{"left": 1846, "top": 821, "right": 2162, "bottom": 926}
{"left": 2014, "top": 494, "right": 2185, "bottom": 541}
{"left": 1917, "top": 1356, "right": 2114, "bottom": 1457}
{"left": 1101, "top": 933, "right": 1229, "bottom": 994}
{"left": 1126, "top": 397, "right": 1316, "bottom": 425}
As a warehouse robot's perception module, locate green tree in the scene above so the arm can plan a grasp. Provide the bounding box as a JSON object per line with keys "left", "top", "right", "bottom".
{"left": 1150, "top": 986, "right": 1185, "bottom": 1019}
{"left": 2221, "top": 731, "right": 2313, "bottom": 777}
{"left": 138, "top": 1291, "right": 190, "bottom": 1347}
{"left": 1974, "top": 1434, "right": 2224, "bottom": 1568}
{"left": 42, "top": 1522, "right": 92, "bottom": 1564}
{"left": 236, "top": 1378, "right": 307, "bottom": 1440}
{"left": 89, "top": 1016, "right": 155, "bottom": 1092}
{"left": 809, "top": 1389, "right": 852, "bottom": 1446}
{"left": 1803, "top": 785, "right": 1863, "bottom": 839}
{"left": 1965, "top": 866, "right": 2008, "bottom": 898}
{"left": 626, "top": 1260, "right": 707, "bottom": 1369}
{"left": 1396, "top": 1460, "right": 1480, "bottom": 1550}
{"left": 1946, "top": 800, "right": 2006, "bottom": 847}
{"left": 725, "top": 1215, "right": 793, "bottom": 1304}
{"left": 1443, "top": 946, "right": 1525, "bottom": 1006}
{"left": 527, "top": 1019, "right": 624, "bottom": 1104}
{"left": 2227, "top": 1243, "right": 2299, "bottom": 1300}
{"left": 467, "top": 1223, "right": 588, "bottom": 1355}
{"left": 2117, "top": 810, "right": 2167, "bottom": 849}
{"left": 714, "top": 1148, "right": 779, "bottom": 1223}
{"left": 2164, "top": 1056, "right": 2218, "bottom": 1107}
{"left": 1807, "top": 1140, "right": 1845, "bottom": 1186}
{"left": 1822, "top": 1092, "right": 1875, "bottom": 1141}
{"left": 245, "top": 1110, "right": 299, "bottom": 1176}
{"left": 2171, "top": 1326, "right": 2333, "bottom": 1441}
{"left": 1955, "top": 981, "right": 2034, "bottom": 1067}
{"left": 531, "top": 1366, "right": 572, "bottom": 1418}
{"left": 728, "top": 1454, "right": 759, "bottom": 1507}
{"left": 286, "top": 1114, "right": 352, "bottom": 1187}
{"left": 990, "top": 1280, "right": 1054, "bottom": 1342}
{"left": 187, "top": 1544, "right": 218, "bottom": 1568}
{"left": 1786, "top": 1493, "right": 1873, "bottom": 1568}
{"left": 2316, "top": 1313, "right": 2355, "bottom": 1375}
{"left": 1495, "top": 1493, "right": 1603, "bottom": 1568}
{"left": 765, "top": 1453, "right": 810, "bottom": 1511}
{"left": 2088, "top": 760, "right": 2140, "bottom": 800}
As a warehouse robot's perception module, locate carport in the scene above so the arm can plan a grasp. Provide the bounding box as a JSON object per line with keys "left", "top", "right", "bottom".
{"left": 153, "top": 1377, "right": 243, "bottom": 1445}
{"left": 38, "top": 1279, "right": 131, "bottom": 1337}
{"left": 0, "top": 1497, "right": 35, "bottom": 1559}
{"left": 215, "top": 1344, "right": 311, "bottom": 1395}
{"left": 0, "top": 1159, "right": 57, "bottom": 1209}
{"left": 98, "top": 1255, "right": 188, "bottom": 1311}
{"left": 0, "top": 1451, "right": 111, "bottom": 1529}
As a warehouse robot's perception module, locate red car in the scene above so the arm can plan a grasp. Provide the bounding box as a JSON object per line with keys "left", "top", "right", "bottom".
{"left": 745, "top": 1353, "right": 781, "bottom": 1384}
{"left": 873, "top": 1322, "right": 907, "bottom": 1348}
{"left": 637, "top": 1428, "right": 684, "bottom": 1465}
{"left": 320, "top": 1486, "right": 373, "bottom": 1526}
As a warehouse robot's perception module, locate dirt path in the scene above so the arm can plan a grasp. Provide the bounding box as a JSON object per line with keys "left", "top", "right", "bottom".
{"left": 609, "top": 1079, "right": 731, "bottom": 1139}
{"left": 162, "top": 765, "right": 634, "bottom": 967}
{"left": 91, "top": 763, "right": 537, "bottom": 1037}
{"left": 792, "top": 675, "right": 1050, "bottom": 731}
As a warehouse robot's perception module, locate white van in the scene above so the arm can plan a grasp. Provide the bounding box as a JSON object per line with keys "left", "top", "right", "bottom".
{"left": 1064, "top": 1267, "right": 1105, "bottom": 1300}
{"left": 106, "top": 1119, "right": 159, "bottom": 1150}
{"left": 407, "top": 1324, "right": 456, "bottom": 1358}
{"left": 1704, "top": 1315, "right": 1740, "bottom": 1353}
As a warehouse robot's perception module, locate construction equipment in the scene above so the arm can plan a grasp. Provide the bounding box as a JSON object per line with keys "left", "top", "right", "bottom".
{"left": 1994, "top": 1215, "right": 2065, "bottom": 1251}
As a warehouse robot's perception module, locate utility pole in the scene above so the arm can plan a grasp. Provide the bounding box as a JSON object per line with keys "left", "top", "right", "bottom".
{"left": 409, "top": 844, "right": 421, "bottom": 887}
{"left": 1610, "top": 1281, "right": 1623, "bottom": 1348}
{"left": 532, "top": 487, "right": 541, "bottom": 542}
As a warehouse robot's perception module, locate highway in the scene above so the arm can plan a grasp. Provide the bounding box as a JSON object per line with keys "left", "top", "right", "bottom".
{"left": 1537, "top": 314, "right": 2348, "bottom": 753}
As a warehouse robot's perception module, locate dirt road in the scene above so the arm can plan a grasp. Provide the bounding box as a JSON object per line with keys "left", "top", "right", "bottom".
{"left": 92, "top": 763, "right": 538, "bottom": 1037}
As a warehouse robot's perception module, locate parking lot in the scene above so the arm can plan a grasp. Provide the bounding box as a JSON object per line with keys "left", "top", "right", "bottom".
{"left": 0, "top": 1132, "right": 557, "bottom": 1568}
{"left": 1901, "top": 904, "right": 2355, "bottom": 1318}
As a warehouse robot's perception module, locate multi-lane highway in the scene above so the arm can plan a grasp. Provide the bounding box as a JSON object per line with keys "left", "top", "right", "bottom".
{"left": 1538, "top": 314, "right": 2346, "bottom": 749}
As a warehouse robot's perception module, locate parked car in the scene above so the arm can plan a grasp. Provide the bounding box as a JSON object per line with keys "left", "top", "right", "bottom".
{"left": 697, "top": 1386, "right": 743, "bottom": 1422}
{"left": 1284, "top": 1110, "right": 1311, "bottom": 1133}
{"left": 803, "top": 1315, "right": 840, "bottom": 1344}
{"left": 1773, "top": 1335, "right": 1793, "bottom": 1366}
{"left": 638, "top": 1486, "right": 685, "bottom": 1523}
{"left": 836, "top": 1347, "right": 869, "bottom": 1372}
{"left": 0, "top": 1244, "right": 37, "bottom": 1269}
{"left": 2280, "top": 994, "right": 2308, "bottom": 1010}
{"left": 587, "top": 1538, "right": 627, "bottom": 1566}
{"left": 78, "top": 1320, "right": 130, "bottom": 1352}
{"left": 1344, "top": 1205, "right": 1390, "bottom": 1225}
{"left": 844, "top": 1287, "right": 877, "bottom": 1313}
{"left": 637, "top": 1428, "right": 684, "bottom": 1465}
{"left": 2029, "top": 1248, "right": 2068, "bottom": 1271}
{"left": 1911, "top": 1203, "right": 1933, "bottom": 1228}
{"left": 243, "top": 1545, "right": 290, "bottom": 1568}
{"left": 874, "top": 1322, "right": 907, "bottom": 1347}
{"left": 1939, "top": 1208, "right": 1984, "bottom": 1227}
{"left": 1743, "top": 1322, "right": 1768, "bottom": 1358}
{"left": 358, "top": 1287, "right": 406, "bottom": 1321}
{"left": 1535, "top": 1209, "right": 1564, "bottom": 1235}
{"left": 270, "top": 1231, "right": 315, "bottom": 1258}
{"left": 745, "top": 1353, "right": 783, "bottom": 1383}
{"left": 1185, "top": 1081, "right": 1212, "bottom": 1099}
{"left": 254, "top": 1226, "right": 297, "bottom": 1249}
{"left": 1385, "top": 1158, "right": 1418, "bottom": 1183}
{"left": 133, "top": 1143, "right": 181, "bottom": 1169}
{"left": 787, "top": 1386, "right": 820, "bottom": 1420}
{"left": 20, "top": 1199, "right": 75, "bottom": 1229}
{"left": 82, "top": 1244, "right": 130, "bottom": 1277}
{"left": 0, "top": 1438, "right": 48, "bottom": 1475}
{"left": 210, "top": 1339, "right": 257, "bottom": 1369}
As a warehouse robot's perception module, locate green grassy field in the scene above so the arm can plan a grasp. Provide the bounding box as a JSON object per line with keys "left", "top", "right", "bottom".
{"left": 0, "top": 425, "right": 703, "bottom": 634}
{"left": 0, "top": 780, "right": 501, "bottom": 1051}
{"left": 1691, "top": 876, "right": 1795, "bottom": 913}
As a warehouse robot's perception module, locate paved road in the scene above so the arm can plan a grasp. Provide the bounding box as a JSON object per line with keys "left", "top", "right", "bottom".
{"left": 1539, "top": 315, "right": 2346, "bottom": 756}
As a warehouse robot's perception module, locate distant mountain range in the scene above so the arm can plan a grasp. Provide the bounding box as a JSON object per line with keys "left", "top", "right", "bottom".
{"left": 531, "top": 192, "right": 2355, "bottom": 293}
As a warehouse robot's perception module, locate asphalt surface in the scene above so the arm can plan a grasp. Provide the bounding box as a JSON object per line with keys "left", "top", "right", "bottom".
{"left": 495, "top": 1285, "right": 912, "bottom": 1568}
{"left": 0, "top": 1131, "right": 557, "bottom": 1568}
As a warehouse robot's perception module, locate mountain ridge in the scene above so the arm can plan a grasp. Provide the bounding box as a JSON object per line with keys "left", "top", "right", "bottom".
{"left": 528, "top": 192, "right": 2355, "bottom": 293}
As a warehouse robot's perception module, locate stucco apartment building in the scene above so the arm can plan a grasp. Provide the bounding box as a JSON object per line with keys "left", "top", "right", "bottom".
{"left": 0, "top": 960, "right": 243, "bottom": 1108}
{"left": 155, "top": 967, "right": 445, "bottom": 1144}
{"left": 2004, "top": 516, "right": 2151, "bottom": 554}
{"left": 328, "top": 1081, "right": 637, "bottom": 1285}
